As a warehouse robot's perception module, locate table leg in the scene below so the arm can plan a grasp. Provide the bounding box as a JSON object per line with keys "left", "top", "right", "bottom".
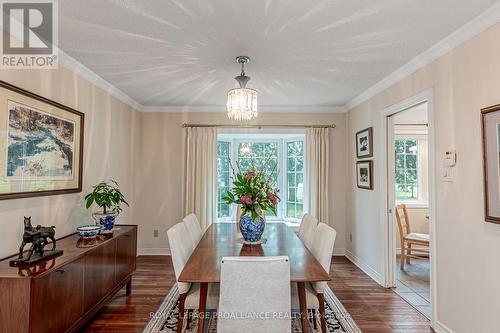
{"left": 126, "top": 278, "right": 132, "bottom": 296}
{"left": 297, "top": 282, "right": 308, "bottom": 333}
{"left": 197, "top": 282, "right": 208, "bottom": 333}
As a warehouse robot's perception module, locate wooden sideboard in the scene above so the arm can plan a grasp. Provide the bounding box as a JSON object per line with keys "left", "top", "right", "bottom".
{"left": 0, "top": 225, "right": 137, "bottom": 333}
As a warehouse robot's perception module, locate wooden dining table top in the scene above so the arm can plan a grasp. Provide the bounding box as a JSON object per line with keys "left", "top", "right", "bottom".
{"left": 178, "top": 222, "right": 330, "bottom": 283}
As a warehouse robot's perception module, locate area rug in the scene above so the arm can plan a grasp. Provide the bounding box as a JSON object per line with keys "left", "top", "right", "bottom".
{"left": 143, "top": 283, "right": 361, "bottom": 333}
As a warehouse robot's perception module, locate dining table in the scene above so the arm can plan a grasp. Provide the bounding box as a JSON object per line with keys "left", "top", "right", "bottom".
{"left": 178, "top": 222, "right": 331, "bottom": 333}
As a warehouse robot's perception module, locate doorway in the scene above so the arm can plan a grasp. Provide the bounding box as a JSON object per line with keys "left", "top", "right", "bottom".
{"left": 390, "top": 103, "right": 431, "bottom": 318}
{"left": 381, "top": 91, "right": 436, "bottom": 324}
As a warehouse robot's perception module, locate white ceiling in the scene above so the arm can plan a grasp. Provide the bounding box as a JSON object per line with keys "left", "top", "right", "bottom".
{"left": 59, "top": 0, "right": 498, "bottom": 108}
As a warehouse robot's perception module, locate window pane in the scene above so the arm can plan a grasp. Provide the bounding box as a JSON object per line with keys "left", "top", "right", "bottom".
{"left": 287, "top": 204, "right": 295, "bottom": 218}
{"left": 406, "top": 154, "right": 417, "bottom": 169}
{"left": 296, "top": 157, "right": 304, "bottom": 172}
{"left": 288, "top": 172, "right": 296, "bottom": 187}
{"left": 288, "top": 188, "right": 296, "bottom": 202}
{"left": 395, "top": 140, "right": 405, "bottom": 153}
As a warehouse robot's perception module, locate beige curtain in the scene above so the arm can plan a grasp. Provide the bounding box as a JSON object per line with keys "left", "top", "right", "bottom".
{"left": 305, "top": 128, "right": 330, "bottom": 224}
{"left": 184, "top": 127, "right": 217, "bottom": 231}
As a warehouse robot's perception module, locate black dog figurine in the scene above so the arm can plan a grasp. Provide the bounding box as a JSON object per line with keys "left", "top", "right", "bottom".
{"left": 11, "top": 217, "right": 61, "bottom": 266}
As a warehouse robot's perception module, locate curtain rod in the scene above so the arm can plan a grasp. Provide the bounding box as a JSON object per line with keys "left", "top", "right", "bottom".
{"left": 182, "top": 123, "right": 336, "bottom": 129}
{"left": 395, "top": 123, "right": 428, "bottom": 126}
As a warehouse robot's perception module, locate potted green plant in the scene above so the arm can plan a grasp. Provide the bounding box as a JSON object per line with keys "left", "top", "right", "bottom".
{"left": 85, "top": 180, "right": 128, "bottom": 232}
{"left": 224, "top": 165, "right": 280, "bottom": 243}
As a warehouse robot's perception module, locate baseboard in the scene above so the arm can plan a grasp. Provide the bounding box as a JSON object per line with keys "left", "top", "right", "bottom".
{"left": 137, "top": 248, "right": 170, "bottom": 256}
{"left": 433, "top": 320, "right": 454, "bottom": 333}
{"left": 345, "top": 249, "right": 384, "bottom": 286}
{"left": 138, "top": 248, "right": 345, "bottom": 256}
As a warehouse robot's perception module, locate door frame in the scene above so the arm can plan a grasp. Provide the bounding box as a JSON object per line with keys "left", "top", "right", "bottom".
{"left": 379, "top": 89, "right": 437, "bottom": 326}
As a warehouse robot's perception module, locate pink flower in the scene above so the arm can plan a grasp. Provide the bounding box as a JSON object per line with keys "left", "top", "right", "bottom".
{"left": 238, "top": 197, "right": 245, "bottom": 204}
{"left": 244, "top": 170, "right": 256, "bottom": 180}
{"left": 245, "top": 197, "right": 253, "bottom": 204}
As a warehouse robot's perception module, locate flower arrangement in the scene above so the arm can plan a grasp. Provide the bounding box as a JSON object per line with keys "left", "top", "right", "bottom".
{"left": 224, "top": 165, "right": 280, "bottom": 222}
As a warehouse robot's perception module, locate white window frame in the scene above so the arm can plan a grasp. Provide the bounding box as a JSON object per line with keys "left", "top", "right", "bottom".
{"left": 216, "top": 135, "right": 305, "bottom": 223}
{"left": 394, "top": 133, "right": 428, "bottom": 208}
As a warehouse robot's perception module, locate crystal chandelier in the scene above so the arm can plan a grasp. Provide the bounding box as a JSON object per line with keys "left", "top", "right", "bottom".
{"left": 227, "top": 56, "right": 258, "bottom": 121}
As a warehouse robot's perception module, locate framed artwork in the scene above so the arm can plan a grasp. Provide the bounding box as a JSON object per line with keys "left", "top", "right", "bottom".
{"left": 356, "top": 127, "right": 373, "bottom": 158}
{"left": 0, "top": 81, "right": 84, "bottom": 200}
{"left": 356, "top": 160, "right": 373, "bottom": 190}
{"left": 481, "top": 104, "right": 500, "bottom": 224}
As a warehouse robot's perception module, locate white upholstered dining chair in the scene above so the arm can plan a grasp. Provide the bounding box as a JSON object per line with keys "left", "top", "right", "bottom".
{"left": 292, "top": 223, "right": 336, "bottom": 333}
{"left": 167, "top": 222, "right": 219, "bottom": 333}
{"left": 298, "top": 213, "right": 319, "bottom": 250}
{"left": 218, "top": 256, "right": 291, "bottom": 333}
{"left": 183, "top": 213, "right": 203, "bottom": 251}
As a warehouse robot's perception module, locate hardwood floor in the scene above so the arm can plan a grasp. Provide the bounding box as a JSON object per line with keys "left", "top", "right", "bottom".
{"left": 331, "top": 256, "right": 433, "bottom": 333}
{"left": 81, "top": 256, "right": 433, "bottom": 333}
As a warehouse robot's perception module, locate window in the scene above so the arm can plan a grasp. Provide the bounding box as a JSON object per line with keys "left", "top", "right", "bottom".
{"left": 394, "top": 136, "right": 428, "bottom": 205}
{"left": 216, "top": 135, "right": 305, "bottom": 222}
{"left": 395, "top": 139, "right": 418, "bottom": 200}
{"left": 217, "top": 141, "right": 231, "bottom": 218}
{"left": 286, "top": 141, "right": 304, "bottom": 219}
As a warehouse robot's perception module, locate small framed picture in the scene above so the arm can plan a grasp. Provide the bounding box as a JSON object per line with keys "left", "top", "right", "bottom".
{"left": 356, "top": 160, "right": 373, "bottom": 190}
{"left": 481, "top": 104, "right": 500, "bottom": 223}
{"left": 356, "top": 127, "right": 373, "bottom": 158}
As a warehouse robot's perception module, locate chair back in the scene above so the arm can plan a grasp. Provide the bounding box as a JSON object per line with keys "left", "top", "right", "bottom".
{"left": 166, "top": 223, "right": 192, "bottom": 294}
{"left": 300, "top": 214, "right": 319, "bottom": 249}
{"left": 310, "top": 223, "right": 336, "bottom": 294}
{"left": 395, "top": 204, "right": 411, "bottom": 239}
{"left": 298, "top": 213, "right": 310, "bottom": 238}
{"left": 183, "top": 213, "right": 202, "bottom": 250}
{"left": 218, "top": 256, "right": 291, "bottom": 333}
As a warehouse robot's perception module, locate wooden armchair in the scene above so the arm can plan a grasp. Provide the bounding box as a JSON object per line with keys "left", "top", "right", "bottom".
{"left": 395, "top": 204, "right": 430, "bottom": 270}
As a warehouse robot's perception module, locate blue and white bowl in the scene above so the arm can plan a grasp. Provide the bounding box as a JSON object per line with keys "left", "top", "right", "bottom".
{"left": 77, "top": 225, "right": 102, "bottom": 238}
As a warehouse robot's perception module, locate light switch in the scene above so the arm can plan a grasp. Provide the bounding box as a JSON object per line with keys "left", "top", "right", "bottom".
{"left": 442, "top": 166, "right": 453, "bottom": 182}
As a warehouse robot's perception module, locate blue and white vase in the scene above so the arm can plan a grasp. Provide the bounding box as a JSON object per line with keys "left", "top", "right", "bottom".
{"left": 239, "top": 213, "right": 266, "bottom": 243}
{"left": 92, "top": 211, "right": 117, "bottom": 233}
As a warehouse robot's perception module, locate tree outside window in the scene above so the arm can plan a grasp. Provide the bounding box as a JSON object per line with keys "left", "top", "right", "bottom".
{"left": 395, "top": 139, "right": 418, "bottom": 200}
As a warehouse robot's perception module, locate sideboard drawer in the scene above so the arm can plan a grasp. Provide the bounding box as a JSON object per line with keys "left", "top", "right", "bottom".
{"left": 30, "top": 258, "right": 84, "bottom": 333}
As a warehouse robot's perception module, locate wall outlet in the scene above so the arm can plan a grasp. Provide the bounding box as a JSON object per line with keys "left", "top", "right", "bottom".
{"left": 349, "top": 233, "right": 352, "bottom": 242}
{"left": 153, "top": 229, "right": 159, "bottom": 237}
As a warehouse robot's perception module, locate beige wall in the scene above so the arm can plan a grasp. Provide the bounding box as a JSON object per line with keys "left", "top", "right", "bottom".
{"left": 134, "top": 112, "right": 348, "bottom": 254}
{"left": 0, "top": 66, "right": 141, "bottom": 258}
{"left": 347, "top": 23, "right": 500, "bottom": 332}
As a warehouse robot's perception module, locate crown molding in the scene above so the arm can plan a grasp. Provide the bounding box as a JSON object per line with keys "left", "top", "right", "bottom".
{"left": 4, "top": 13, "right": 142, "bottom": 111}
{"left": 57, "top": 49, "right": 142, "bottom": 111}
{"left": 140, "top": 105, "right": 347, "bottom": 113}
{"left": 346, "top": 1, "right": 500, "bottom": 111}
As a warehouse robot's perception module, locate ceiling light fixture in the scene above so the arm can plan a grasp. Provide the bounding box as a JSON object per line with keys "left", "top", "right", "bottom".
{"left": 227, "top": 56, "right": 258, "bottom": 121}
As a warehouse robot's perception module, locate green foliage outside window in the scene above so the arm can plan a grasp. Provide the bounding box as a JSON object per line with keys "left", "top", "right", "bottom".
{"left": 287, "top": 141, "right": 304, "bottom": 219}
{"left": 395, "top": 140, "right": 418, "bottom": 200}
